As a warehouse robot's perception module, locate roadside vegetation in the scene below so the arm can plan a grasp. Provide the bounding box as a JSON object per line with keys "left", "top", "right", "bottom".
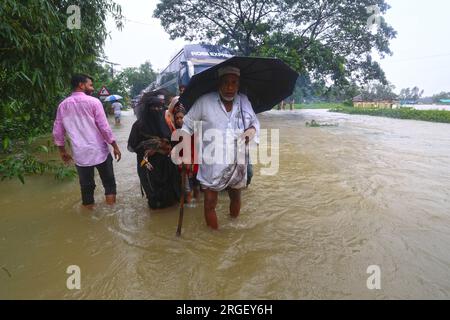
{"left": 293, "top": 102, "right": 349, "bottom": 110}
{"left": 329, "top": 106, "right": 450, "bottom": 124}
{"left": 0, "top": 1, "right": 155, "bottom": 183}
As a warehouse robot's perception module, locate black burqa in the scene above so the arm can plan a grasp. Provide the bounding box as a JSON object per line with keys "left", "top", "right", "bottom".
{"left": 128, "top": 95, "right": 180, "bottom": 209}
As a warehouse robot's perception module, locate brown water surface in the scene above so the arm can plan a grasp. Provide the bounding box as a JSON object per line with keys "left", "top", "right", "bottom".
{"left": 1, "top": 109, "right": 449, "bottom": 299}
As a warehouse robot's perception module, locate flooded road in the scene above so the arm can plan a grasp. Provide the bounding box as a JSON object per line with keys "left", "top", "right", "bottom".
{"left": 1, "top": 109, "right": 450, "bottom": 299}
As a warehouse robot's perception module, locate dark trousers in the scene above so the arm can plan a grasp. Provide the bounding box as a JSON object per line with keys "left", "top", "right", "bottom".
{"left": 75, "top": 154, "right": 117, "bottom": 205}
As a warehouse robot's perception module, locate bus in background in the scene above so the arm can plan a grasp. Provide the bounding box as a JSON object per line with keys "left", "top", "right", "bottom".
{"left": 143, "top": 44, "right": 234, "bottom": 97}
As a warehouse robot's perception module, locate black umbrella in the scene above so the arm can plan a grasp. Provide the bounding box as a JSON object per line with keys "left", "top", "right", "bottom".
{"left": 179, "top": 56, "right": 299, "bottom": 114}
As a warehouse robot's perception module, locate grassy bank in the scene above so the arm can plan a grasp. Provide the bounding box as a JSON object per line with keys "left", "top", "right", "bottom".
{"left": 287, "top": 102, "right": 347, "bottom": 109}
{"left": 329, "top": 106, "right": 450, "bottom": 124}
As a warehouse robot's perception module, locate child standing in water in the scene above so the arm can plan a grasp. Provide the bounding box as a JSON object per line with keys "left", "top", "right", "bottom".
{"left": 173, "top": 103, "right": 200, "bottom": 205}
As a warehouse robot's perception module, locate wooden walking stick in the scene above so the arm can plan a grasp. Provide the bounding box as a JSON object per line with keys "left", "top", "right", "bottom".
{"left": 176, "top": 164, "right": 186, "bottom": 237}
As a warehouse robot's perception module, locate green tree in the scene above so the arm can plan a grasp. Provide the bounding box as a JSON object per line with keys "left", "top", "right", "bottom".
{"left": 359, "top": 81, "right": 398, "bottom": 101}
{"left": 0, "top": 0, "right": 123, "bottom": 182}
{"left": 399, "top": 87, "right": 424, "bottom": 101}
{"left": 431, "top": 92, "right": 450, "bottom": 104}
{"left": 154, "top": 0, "right": 282, "bottom": 55}
{"left": 0, "top": 0, "right": 123, "bottom": 146}
{"left": 86, "top": 61, "right": 156, "bottom": 113}
{"left": 90, "top": 62, "right": 129, "bottom": 99}
{"left": 154, "top": 0, "right": 396, "bottom": 86}
{"left": 120, "top": 62, "right": 157, "bottom": 97}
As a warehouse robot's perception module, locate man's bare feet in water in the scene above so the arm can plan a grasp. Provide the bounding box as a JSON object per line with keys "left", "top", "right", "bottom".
{"left": 105, "top": 194, "right": 116, "bottom": 205}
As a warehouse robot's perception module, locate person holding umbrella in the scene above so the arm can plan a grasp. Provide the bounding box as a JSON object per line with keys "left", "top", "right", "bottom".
{"left": 105, "top": 95, "right": 124, "bottom": 125}
{"left": 177, "top": 56, "right": 298, "bottom": 233}
{"left": 181, "top": 66, "right": 260, "bottom": 230}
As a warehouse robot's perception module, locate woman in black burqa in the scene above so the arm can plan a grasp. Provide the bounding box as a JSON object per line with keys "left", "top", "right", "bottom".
{"left": 127, "top": 94, "right": 180, "bottom": 209}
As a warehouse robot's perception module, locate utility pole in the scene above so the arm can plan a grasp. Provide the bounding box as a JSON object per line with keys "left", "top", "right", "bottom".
{"left": 98, "top": 58, "right": 120, "bottom": 77}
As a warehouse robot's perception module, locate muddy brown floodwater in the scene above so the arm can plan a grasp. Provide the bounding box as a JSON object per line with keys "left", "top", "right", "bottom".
{"left": 1, "top": 109, "right": 449, "bottom": 299}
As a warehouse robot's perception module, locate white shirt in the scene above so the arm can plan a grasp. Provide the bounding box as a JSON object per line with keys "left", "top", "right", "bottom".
{"left": 112, "top": 102, "right": 122, "bottom": 115}
{"left": 182, "top": 92, "right": 260, "bottom": 191}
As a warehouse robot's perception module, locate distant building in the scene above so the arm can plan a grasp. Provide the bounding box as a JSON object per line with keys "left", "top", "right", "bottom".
{"left": 352, "top": 95, "right": 398, "bottom": 109}
{"left": 352, "top": 95, "right": 363, "bottom": 103}
{"left": 440, "top": 99, "right": 450, "bottom": 104}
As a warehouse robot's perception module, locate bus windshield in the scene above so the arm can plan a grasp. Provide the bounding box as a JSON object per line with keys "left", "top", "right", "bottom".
{"left": 194, "top": 64, "right": 218, "bottom": 75}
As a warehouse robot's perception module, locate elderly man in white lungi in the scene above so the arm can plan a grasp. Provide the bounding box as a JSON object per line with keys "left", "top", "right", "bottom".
{"left": 181, "top": 66, "right": 260, "bottom": 230}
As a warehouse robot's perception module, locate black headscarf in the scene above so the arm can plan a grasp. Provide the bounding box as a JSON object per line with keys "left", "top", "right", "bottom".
{"left": 128, "top": 94, "right": 172, "bottom": 157}
{"left": 139, "top": 95, "right": 171, "bottom": 139}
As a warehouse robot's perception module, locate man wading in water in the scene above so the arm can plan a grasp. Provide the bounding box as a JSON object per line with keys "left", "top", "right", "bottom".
{"left": 181, "top": 66, "right": 260, "bottom": 229}
{"left": 53, "top": 74, "right": 121, "bottom": 209}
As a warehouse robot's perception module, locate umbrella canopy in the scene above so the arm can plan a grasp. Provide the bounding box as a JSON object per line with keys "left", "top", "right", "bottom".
{"left": 105, "top": 94, "right": 123, "bottom": 102}
{"left": 179, "top": 56, "right": 299, "bottom": 114}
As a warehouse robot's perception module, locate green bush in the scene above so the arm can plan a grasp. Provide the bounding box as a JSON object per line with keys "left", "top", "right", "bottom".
{"left": 330, "top": 106, "right": 450, "bottom": 124}
{"left": 0, "top": 0, "right": 122, "bottom": 182}
{"left": 0, "top": 140, "right": 76, "bottom": 183}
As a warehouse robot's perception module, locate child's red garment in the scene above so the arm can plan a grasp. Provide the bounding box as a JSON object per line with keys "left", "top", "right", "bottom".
{"left": 165, "top": 109, "right": 176, "bottom": 132}
{"left": 177, "top": 135, "right": 198, "bottom": 174}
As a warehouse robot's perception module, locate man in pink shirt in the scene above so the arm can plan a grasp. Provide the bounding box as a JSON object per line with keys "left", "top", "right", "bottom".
{"left": 53, "top": 74, "right": 121, "bottom": 209}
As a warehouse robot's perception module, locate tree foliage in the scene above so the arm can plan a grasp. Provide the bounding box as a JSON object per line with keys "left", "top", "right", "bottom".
{"left": 90, "top": 62, "right": 157, "bottom": 102}
{"left": 399, "top": 87, "right": 424, "bottom": 101}
{"left": 154, "top": 0, "right": 283, "bottom": 56}
{"left": 358, "top": 81, "right": 398, "bottom": 101}
{"left": 0, "top": 0, "right": 123, "bottom": 147}
{"left": 0, "top": 0, "right": 123, "bottom": 182}
{"left": 431, "top": 92, "right": 450, "bottom": 104}
{"left": 119, "top": 62, "right": 157, "bottom": 97}
{"left": 154, "top": 0, "right": 396, "bottom": 90}
{"left": 89, "top": 62, "right": 129, "bottom": 101}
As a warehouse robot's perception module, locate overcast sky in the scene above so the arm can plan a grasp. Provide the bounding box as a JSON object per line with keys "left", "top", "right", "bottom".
{"left": 104, "top": 0, "right": 450, "bottom": 96}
